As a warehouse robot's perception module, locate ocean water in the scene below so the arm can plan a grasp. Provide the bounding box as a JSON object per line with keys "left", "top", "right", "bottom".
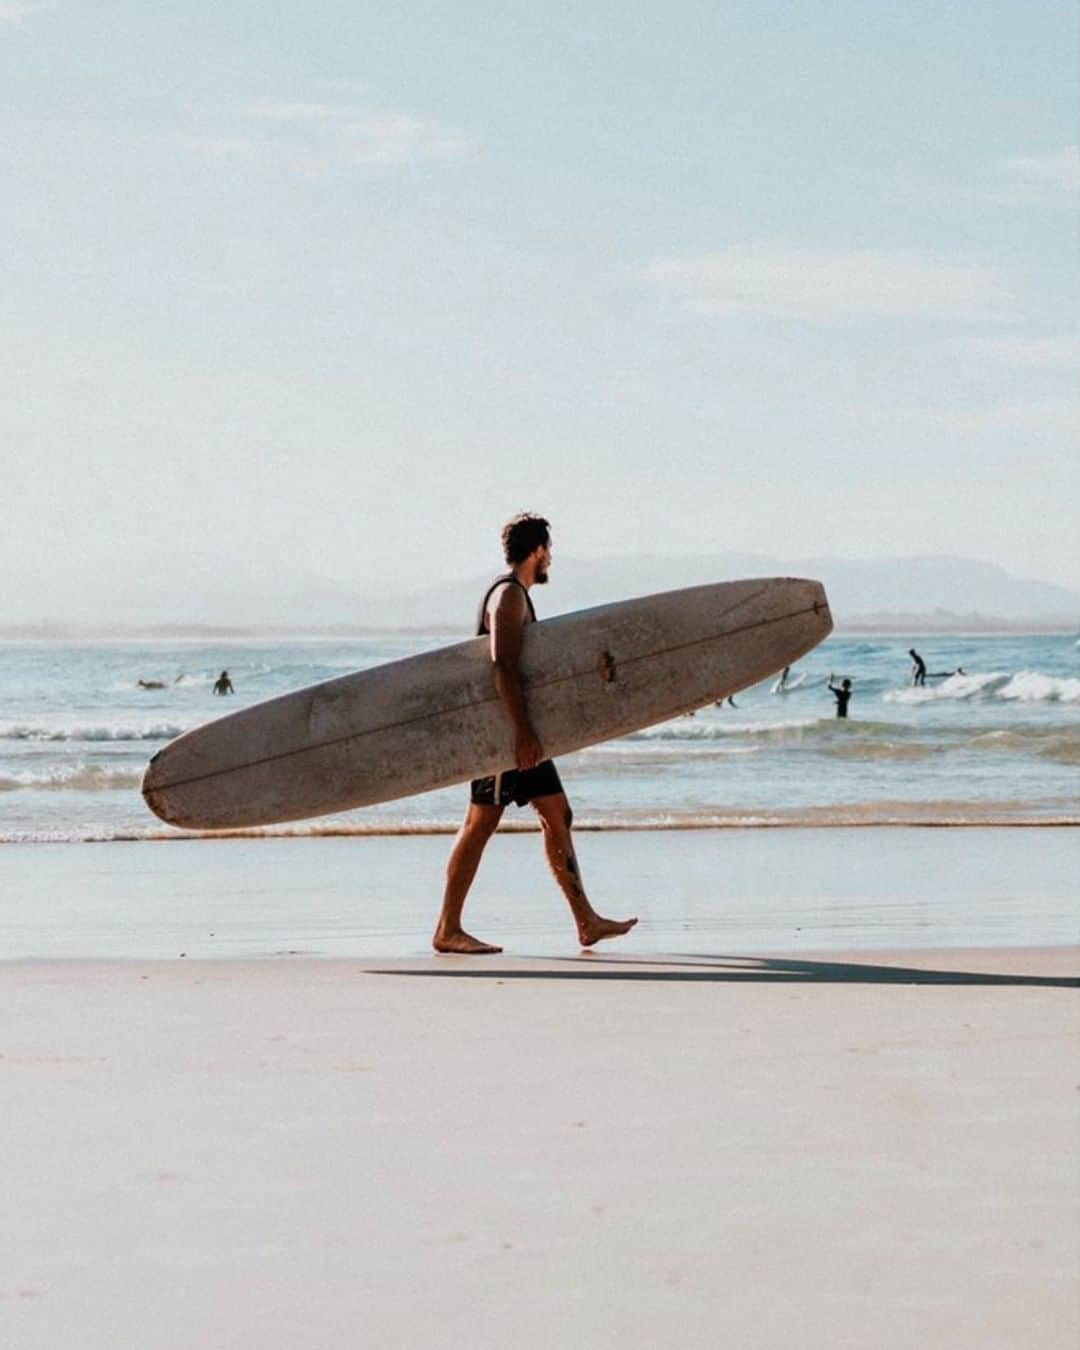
{"left": 0, "top": 631, "right": 1077, "bottom": 843}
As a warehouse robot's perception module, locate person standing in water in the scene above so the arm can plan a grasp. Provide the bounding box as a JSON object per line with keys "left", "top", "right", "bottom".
{"left": 827, "top": 674, "right": 853, "bottom": 719}
{"left": 213, "top": 670, "right": 234, "bottom": 696}
{"left": 909, "top": 649, "right": 927, "bottom": 687}
{"left": 433, "top": 513, "right": 638, "bottom": 955}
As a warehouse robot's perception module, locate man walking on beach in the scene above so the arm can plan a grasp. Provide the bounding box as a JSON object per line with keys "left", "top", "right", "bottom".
{"left": 433, "top": 513, "right": 638, "bottom": 955}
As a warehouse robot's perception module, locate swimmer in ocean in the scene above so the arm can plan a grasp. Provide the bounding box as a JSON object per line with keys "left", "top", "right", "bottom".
{"left": 827, "top": 674, "right": 853, "bottom": 719}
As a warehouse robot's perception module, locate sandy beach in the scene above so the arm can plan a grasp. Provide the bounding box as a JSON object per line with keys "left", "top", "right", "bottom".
{"left": 4, "top": 945, "right": 1077, "bottom": 1349}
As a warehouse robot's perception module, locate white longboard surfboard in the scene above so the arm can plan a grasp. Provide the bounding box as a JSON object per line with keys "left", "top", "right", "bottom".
{"left": 142, "top": 577, "right": 832, "bottom": 830}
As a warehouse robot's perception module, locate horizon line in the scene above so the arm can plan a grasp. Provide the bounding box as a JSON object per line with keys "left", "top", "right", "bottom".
{"left": 1, "top": 614, "right": 1076, "bottom": 641}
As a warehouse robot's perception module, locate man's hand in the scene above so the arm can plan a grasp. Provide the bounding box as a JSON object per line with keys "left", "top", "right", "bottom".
{"left": 515, "top": 727, "right": 544, "bottom": 770}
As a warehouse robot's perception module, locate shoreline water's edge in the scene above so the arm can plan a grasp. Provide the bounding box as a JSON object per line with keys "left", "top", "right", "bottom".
{"left": 2, "top": 814, "right": 1079, "bottom": 844}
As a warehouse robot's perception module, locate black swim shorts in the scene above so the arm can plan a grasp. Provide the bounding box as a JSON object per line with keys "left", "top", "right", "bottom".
{"left": 470, "top": 760, "right": 563, "bottom": 808}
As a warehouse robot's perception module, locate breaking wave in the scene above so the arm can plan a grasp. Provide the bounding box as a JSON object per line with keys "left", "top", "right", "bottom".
{"left": 591, "top": 714, "right": 1080, "bottom": 765}
{"left": 0, "top": 763, "right": 143, "bottom": 791}
{"left": 885, "top": 670, "right": 1080, "bottom": 705}
{"left": 622, "top": 717, "right": 825, "bottom": 742}
{"left": 0, "top": 721, "right": 190, "bottom": 742}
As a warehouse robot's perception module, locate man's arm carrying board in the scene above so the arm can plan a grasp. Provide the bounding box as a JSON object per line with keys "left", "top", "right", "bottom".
{"left": 488, "top": 581, "right": 545, "bottom": 771}
{"left": 142, "top": 577, "right": 832, "bottom": 830}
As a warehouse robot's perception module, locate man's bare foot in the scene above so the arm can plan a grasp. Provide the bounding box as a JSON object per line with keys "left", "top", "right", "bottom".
{"left": 578, "top": 915, "right": 638, "bottom": 948}
{"left": 432, "top": 928, "right": 503, "bottom": 955}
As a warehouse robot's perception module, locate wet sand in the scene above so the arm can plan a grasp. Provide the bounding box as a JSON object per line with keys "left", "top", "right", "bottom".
{"left": 2, "top": 825, "right": 1077, "bottom": 958}
{"left": 4, "top": 946, "right": 1077, "bottom": 1349}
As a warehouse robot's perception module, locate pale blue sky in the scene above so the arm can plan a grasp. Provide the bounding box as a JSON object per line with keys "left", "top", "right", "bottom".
{"left": 3, "top": 1, "right": 1077, "bottom": 618}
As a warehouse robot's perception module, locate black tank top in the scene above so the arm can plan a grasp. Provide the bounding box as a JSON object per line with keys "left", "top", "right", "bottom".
{"left": 476, "top": 574, "right": 536, "bottom": 636}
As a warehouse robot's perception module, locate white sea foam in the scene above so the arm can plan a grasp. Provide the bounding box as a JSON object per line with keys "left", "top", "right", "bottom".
{"left": 0, "top": 827, "right": 153, "bottom": 843}
{"left": 998, "top": 670, "right": 1080, "bottom": 703}
{"left": 584, "top": 740, "right": 762, "bottom": 758}
{"left": 624, "top": 716, "right": 823, "bottom": 741}
{"left": 3, "top": 802, "right": 1078, "bottom": 844}
{"left": 883, "top": 670, "right": 1080, "bottom": 704}
{"left": 0, "top": 720, "right": 191, "bottom": 742}
{"left": 0, "top": 763, "right": 143, "bottom": 791}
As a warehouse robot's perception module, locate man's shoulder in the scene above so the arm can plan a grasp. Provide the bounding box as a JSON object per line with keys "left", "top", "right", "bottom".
{"left": 488, "top": 578, "right": 528, "bottom": 614}
{"left": 484, "top": 579, "right": 534, "bottom": 635}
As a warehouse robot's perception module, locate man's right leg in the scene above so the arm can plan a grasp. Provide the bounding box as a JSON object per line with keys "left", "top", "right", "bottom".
{"left": 433, "top": 802, "right": 505, "bottom": 953}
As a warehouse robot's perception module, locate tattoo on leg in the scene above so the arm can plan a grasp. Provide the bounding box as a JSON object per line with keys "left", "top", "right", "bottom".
{"left": 564, "top": 849, "right": 586, "bottom": 901}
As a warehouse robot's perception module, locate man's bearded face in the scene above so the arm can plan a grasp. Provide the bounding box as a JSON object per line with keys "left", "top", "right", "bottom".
{"left": 535, "top": 539, "right": 552, "bottom": 584}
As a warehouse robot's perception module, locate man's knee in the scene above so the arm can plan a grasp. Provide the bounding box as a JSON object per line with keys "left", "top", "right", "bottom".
{"left": 535, "top": 798, "right": 572, "bottom": 833}
{"left": 464, "top": 806, "right": 502, "bottom": 840}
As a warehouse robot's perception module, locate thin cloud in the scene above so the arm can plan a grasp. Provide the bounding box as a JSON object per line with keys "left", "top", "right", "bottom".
{"left": 0, "top": 2, "right": 41, "bottom": 22}
{"left": 176, "top": 135, "right": 263, "bottom": 163}
{"left": 246, "top": 103, "right": 352, "bottom": 123}
{"left": 339, "top": 114, "right": 475, "bottom": 166}
{"left": 883, "top": 398, "right": 1079, "bottom": 445}
{"left": 958, "top": 399, "right": 1078, "bottom": 440}
{"left": 643, "top": 247, "right": 1009, "bottom": 322}
{"left": 242, "top": 101, "right": 479, "bottom": 168}
{"left": 1005, "top": 147, "right": 1080, "bottom": 194}
{"left": 974, "top": 335, "right": 1080, "bottom": 369}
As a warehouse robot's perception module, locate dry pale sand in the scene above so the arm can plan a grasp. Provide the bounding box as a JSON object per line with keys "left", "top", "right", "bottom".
{"left": 3, "top": 947, "right": 1078, "bottom": 1350}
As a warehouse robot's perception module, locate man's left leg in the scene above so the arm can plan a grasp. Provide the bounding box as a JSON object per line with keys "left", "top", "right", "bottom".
{"left": 530, "top": 792, "right": 638, "bottom": 947}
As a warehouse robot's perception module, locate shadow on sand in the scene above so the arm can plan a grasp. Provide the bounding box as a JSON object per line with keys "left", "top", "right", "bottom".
{"left": 371, "top": 953, "right": 1078, "bottom": 989}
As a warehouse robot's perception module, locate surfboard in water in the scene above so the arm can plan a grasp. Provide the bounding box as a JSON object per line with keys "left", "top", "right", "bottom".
{"left": 142, "top": 577, "right": 832, "bottom": 830}
{"left": 771, "top": 671, "right": 809, "bottom": 694}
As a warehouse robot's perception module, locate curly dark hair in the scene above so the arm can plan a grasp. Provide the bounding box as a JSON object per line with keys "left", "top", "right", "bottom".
{"left": 501, "top": 512, "right": 551, "bottom": 565}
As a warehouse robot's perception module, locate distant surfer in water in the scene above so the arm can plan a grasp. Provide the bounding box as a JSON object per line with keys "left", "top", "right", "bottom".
{"left": 213, "top": 670, "right": 234, "bottom": 696}
{"left": 909, "top": 648, "right": 927, "bottom": 686}
{"left": 777, "top": 665, "right": 790, "bottom": 691}
{"left": 827, "top": 674, "right": 853, "bottom": 719}
{"left": 433, "top": 512, "right": 638, "bottom": 955}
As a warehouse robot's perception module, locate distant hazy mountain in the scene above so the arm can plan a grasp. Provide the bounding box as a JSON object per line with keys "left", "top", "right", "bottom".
{"left": 2, "top": 557, "right": 364, "bottom": 631}
{"left": 3, "top": 554, "right": 1077, "bottom": 634}
{"left": 373, "top": 554, "right": 1080, "bottom": 631}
